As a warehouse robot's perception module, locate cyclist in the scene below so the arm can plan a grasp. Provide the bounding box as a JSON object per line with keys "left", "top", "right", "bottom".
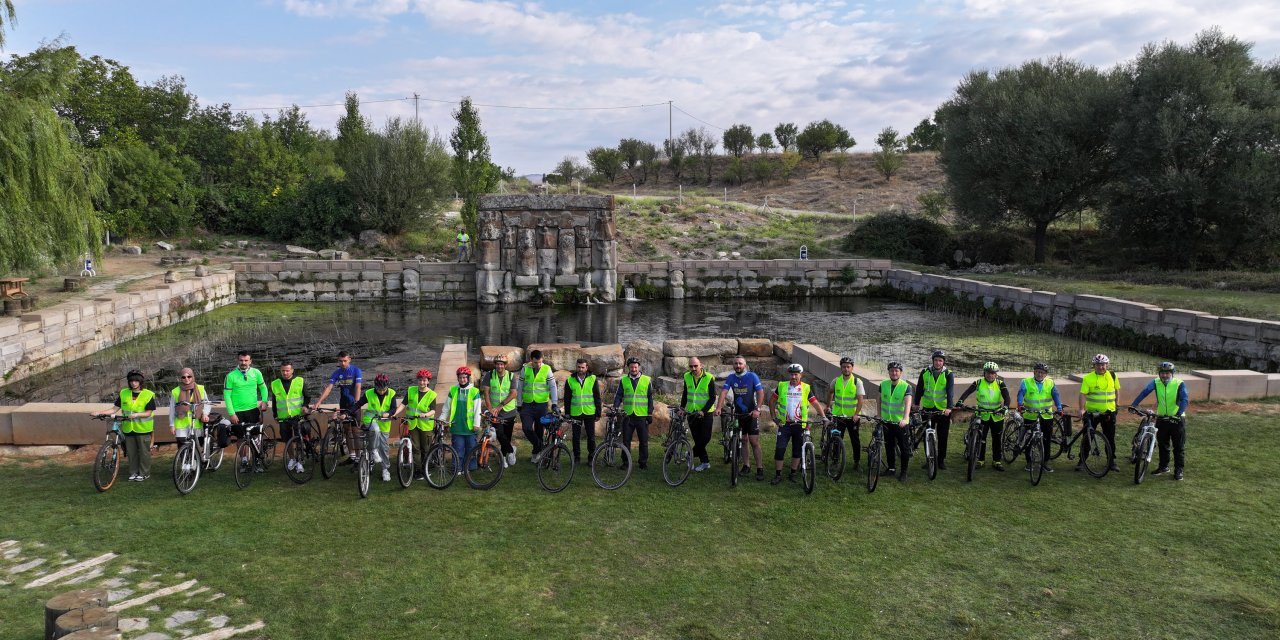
{"left": 1017, "top": 362, "right": 1063, "bottom": 473}
{"left": 956, "top": 361, "right": 1009, "bottom": 472}
{"left": 170, "top": 368, "right": 209, "bottom": 453}
{"left": 1128, "top": 361, "right": 1188, "bottom": 480}
{"left": 222, "top": 351, "right": 268, "bottom": 449}
{"left": 563, "top": 358, "right": 603, "bottom": 464}
{"left": 1076, "top": 353, "right": 1120, "bottom": 473}
{"left": 270, "top": 361, "right": 310, "bottom": 474}
{"left": 399, "top": 369, "right": 437, "bottom": 480}
{"left": 914, "top": 350, "right": 954, "bottom": 470}
{"left": 92, "top": 370, "right": 157, "bottom": 481}
{"left": 880, "top": 361, "right": 914, "bottom": 481}
{"left": 681, "top": 357, "right": 717, "bottom": 472}
{"left": 440, "top": 366, "right": 483, "bottom": 473}
{"left": 481, "top": 355, "right": 519, "bottom": 467}
{"left": 767, "top": 363, "right": 826, "bottom": 485}
{"left": 613, "top": 357, "right": 654, "bottom": 470}
{"left": 715, "top": 355, "right": 766, "bottom": 481}
{"left": 310, "top": 351, "right": 363, "bottom": 416}
{"left": 353, "top": 373, "right": 398, "bottom": 482}
{"left": 517, "top": 350, "right": 558, "bottom": 463}
{"left": 826, "top": 356, "right": 865, "bottom": 470}
{"left": 456, "top": 225, "right": 471, "bottom": 262}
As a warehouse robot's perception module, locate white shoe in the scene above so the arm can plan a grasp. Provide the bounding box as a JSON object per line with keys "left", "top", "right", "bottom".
{"left": 286, "top": 460, "right": 296, "bottom": 472}
{"left": 296, "top": 462, "right": 305, "bottom": 473}
{"left": 128, "top": 474, "right": 139, "bottom": 481}
{"left": 381, "top": 469, "right": 390, "bottom": 482}
{"left": 507, "top": 452, "right": 516, "bottom": 467}
{"left": 531, "top": 450, "right": 544, "bottom": 464}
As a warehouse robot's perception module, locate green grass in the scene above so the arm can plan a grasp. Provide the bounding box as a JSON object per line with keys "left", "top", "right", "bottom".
{"left": 2, "top": 411, "right": 1279, "bottom": 639}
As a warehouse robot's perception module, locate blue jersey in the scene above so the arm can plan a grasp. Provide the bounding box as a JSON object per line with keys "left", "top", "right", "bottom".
{"left": 723, "top": 372, "right": 763, "bottom": 413}
{"left": 328, "top": 365, "right": 364, "bottom": 406}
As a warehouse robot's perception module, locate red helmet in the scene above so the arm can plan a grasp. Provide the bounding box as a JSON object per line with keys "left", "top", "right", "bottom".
{"left": 374, "top": 373, "right": 390, "bottom": 387}
{"left": 416, "top": 368, "right": 433, "bottom": 380}
{"left": 456, "top": 366, "right": 472, "bottom": 377}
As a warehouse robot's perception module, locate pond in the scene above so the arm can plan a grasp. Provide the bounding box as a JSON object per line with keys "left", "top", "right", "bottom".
{"left": 2, "top": 298, "right": 1188, "bottom": 403}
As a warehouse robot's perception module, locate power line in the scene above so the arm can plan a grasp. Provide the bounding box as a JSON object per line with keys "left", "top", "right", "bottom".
{"left": 671, "top": 104, "right": 725, "bottom": 131}
{"left": 231, "top": 95, "right": 668, "bottom": 113}
{"left": 231, "top": 97, "right": 409, "bottom": 111}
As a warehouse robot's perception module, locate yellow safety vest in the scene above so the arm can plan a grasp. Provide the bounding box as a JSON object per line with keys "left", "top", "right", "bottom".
{"left": 775, "top": 381, "right": 812, "bottom": 423}
{"left": 270, "top": 377, "right": 305, "bottom": 419}
{"left": 522, "top": 364, "right": 552, "bottom": 403}
{"left": 831, "top": 375, "right": 860, "bottom": 417}
{"left": 621, "top": 376, "right": 651, "bottom": 417}
{"left": 919, "top": 368, "right": 949, "bottom": 410}
{"left": 683, "top": 371, "right": 713, "bottom": 412}
{"left": 486, "top": 371, "right": 516, "bottom": 412}
{"left": 1020, "top": 378, "right": 1055, "bottom": 419}
{"left": 170, "top": 385, "right": 207, "bottom": 431}
{"left": 406, "top": 385, "right": 437, "bottom": 431}
{"left": 119, "top": 388, "right": 156, "bottom": 434}
{"left": 447, "top": 385, "right": 481, "bottom": 434}
{"left": 1154, "top": 378, "right": 1183, "bottom": 417}
{"left": 879, "top": 380, "right": 908, "bottom": 423}
{"left": 976, "top": 378, "right": 1006, "bottom": 422}
{"left": 1081, "top": 371, "right": 1119, "bottom": 412}
{"left": 362, "top": 389, "right": 397, "bottom": 433}
{"left": 566, "top": 374, "right": 598, "bottom": 416}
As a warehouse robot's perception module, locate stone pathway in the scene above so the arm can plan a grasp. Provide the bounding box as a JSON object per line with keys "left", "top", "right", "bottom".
{"left": 0, "top": 538, "right": 264, "bottom": 639}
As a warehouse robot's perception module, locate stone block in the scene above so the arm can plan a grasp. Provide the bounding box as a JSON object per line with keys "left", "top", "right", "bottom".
{"left": 791, "top": 344, "right": 841, "bottom": 383}
{"left": 655, "top": 376, "right": 683, "bottom": 397}
{"left": 663, "top": 338, "right": 738, "bottom": 357}
{"left": 663, "top": 356, "right": 690, "bottom": 376}
{"left": 1218, "top": 317, "right": 1262, "bottom": 341}
{"left": 1258, "top": 320, "right": 1280, "bottom": 343}
{"left": 774, "top": 341, "right": 794, "bottom": 360}
{"left": 624, "top": 340, "right": 663, "bottom": 378}
{"left": 1193, "top": 315, "right": 1219, "bottom": 333}
{"left": 480, "top": 345, "right": 524, "bottom": 371}
{"left": 514, "top": 275, "right": 540, "bottom": 287}
{"left": 1267, "top": 373, "right": 1280, "bottom": 398}
{"left": 0, "top": 317, "right": 17, "bottom": 340}
{"left": 737, "top": 338, "right": 772, "bottom": 357}
{"left": 581, "top": 344, "right": 623, "bottom": 375}
{"left": 526, "top": 343, "right": 584, "bottom": 371}
{"left": 554, "top": 275, "right": 579, "bottom": 287}
{"left": 1189, "top": 369, "right": 1270, "bottom": 400}
{"left": 0, "top": 406, "right": 14, "bottom": 444}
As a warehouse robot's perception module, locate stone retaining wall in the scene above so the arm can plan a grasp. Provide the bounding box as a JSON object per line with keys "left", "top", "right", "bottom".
{"left": 233, "top": 260, "right": 476, "bottom": 302}
{"left": 0, "top": 273, "right": 236, "bottom": 387}
{"left": 617, "top": 258, "right": 890, "bottom": 299}
{"left": 880, "top": 270, "right": 1280, "bottom": 373}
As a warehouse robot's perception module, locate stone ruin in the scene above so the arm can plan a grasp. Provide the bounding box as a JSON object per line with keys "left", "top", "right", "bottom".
{"left": 475, "top": 194, "right": 618, "bottom": 304}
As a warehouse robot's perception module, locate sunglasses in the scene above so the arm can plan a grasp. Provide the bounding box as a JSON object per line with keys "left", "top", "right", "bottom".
{"left": 180, "top": 375, "right": 194, "bottom": 379}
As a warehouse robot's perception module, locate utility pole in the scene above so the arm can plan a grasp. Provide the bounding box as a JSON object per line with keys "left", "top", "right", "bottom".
{"left": 413, "top": 93, "right": 420, "bottom": 123}
{"left": 668, "top": 100, "right": 673, "bottom": 153}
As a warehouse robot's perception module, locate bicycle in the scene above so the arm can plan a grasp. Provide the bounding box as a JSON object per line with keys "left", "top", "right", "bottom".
{"left": 787, "top": 419, "right": 825, "bottom": 495}
{"left": 817, "top": 415, "right": 847, "bottom": 482}
{"left": 954, "top": 404, "right": 1005, "bottom": 483}
{"left": 1127, "top": 407, "right": 1159, "bottom": 485}
{"left": 171, "top": 402, "right": 226, "bottom": 495}
{"left": 718, "top": 411, "right": 746, "bottom": 488}
{"left": 1043, "top": 412, "right": 1074, "bottom": 460}
{"left": 858, "top": 414, "right": 892, "bottom": 493}
{"left": 423, "top": 421, "right": 458, "bottom": 490}
{"left": 1001, "top": 410, "right": 1049, "bottom": 486}
{"left": 536, "top": 412, "right": 576, "bottom": 493}
{"left": 1066, "top": 410, "right": 1115, "bottom": 479}
{"left": 999, "top": 409, "right": 1026, "bottom": 465}
{"left": 911, "top": 409, "right": 944, "bottom": 481}
{"left": 283, "top": 414, "right": 322, "bottom": 485}
{"left": 315, "top": 408, "right": 357, "bottom": 480}
{"left": 393, "top": 418, "right": 418, "bottom": 489}
{"left": 232, "top": 421, "right": 278, "bottom": 490}
{"left": 464, "top": 418, "right": 505, "bottom": 490}
{"left": 90, "top": 414, "right": 126, "bottom": 492}
{"left": 661, "top": 407, "right": 693, "bottom": 487}
{"left": 590, "top": 408, "right": 632, "bottom": 490}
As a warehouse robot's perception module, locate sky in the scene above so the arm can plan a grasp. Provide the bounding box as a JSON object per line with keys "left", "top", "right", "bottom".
{"left": 6, "top": 0, "right": 1280, "bottom": 175}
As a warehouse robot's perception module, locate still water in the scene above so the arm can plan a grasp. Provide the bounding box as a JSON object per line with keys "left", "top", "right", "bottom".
{"left": 2, "top": 298, "right": 1184, "bottom": 403}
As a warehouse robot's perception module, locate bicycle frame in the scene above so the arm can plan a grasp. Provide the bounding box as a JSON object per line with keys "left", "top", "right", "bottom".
{"left": 1129, "top": 408, "right": 1159, "bottom": 464}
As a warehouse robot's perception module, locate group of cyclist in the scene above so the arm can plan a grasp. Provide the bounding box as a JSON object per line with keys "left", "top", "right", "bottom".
{"left": 92, "top": 345, "right": 1190, "bottom": 487}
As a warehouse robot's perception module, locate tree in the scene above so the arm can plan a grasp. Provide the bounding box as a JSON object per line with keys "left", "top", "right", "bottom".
{"left": 551, "top": 156, "right": 586, "bottom": 184}
{"left": 872, "top": 127, "right": 905, "bottom": 181}
{"left": 774, "top": 123, "right": 798, "bottom": 152}
{"left": 756, "top": 133, "right": 775, "bottom": 154}
{"left": 636, "top": 141, "right": 659, "bottom": 183}
{"left": 450, "top": 96, "right": 499, "bottom": 238}
{"left": 0, "top": 1, "right": 14, "bottom": 49}
{"left": 663, "top": 139, "right": 686, "bottom": 182}
{"left": 905, "top": 117, "right": 942, "bottom": 152}
{"left": 937, "top": 56, "right": 1121, "bottom": 262}
{"left": 796, "top": 119, "right": 852, "bottom": 161}
{"left": 345, "top": 116, "right": 451, "bottom": 234}
{"left": 586, "top": 146, "right": 624, "bottom": 182}
{"left": 1104, "top": 29, "right": 1280, "bottom": 268}
{"left": 618, "top": 138, "right": 644, "bottom": 171}
{"left": 722, "top": 124, "right": 754, "bottom": 157}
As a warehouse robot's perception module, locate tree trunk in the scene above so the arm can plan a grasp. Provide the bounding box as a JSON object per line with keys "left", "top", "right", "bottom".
{"left": 1034, "top": 221, "right": 1049, "bottom": 263}
{"left": 44, "top": 589, "right": 108, "bottom": 640}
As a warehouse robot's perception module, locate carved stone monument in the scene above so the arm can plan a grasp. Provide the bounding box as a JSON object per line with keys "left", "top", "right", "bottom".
{"left": 476, "top": 195, "right": 618, "bottom": 304}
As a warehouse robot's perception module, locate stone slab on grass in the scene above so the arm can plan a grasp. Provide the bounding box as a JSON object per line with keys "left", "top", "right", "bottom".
{"left": 1189, "top": 369, "right": 1270, "bottom": 400}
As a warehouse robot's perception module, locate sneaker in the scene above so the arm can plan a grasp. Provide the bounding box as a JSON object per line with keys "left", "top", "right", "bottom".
{"left": 770, "top": 474, "right": 783, "bottom": 485}
{"left": 128, "top": 474, "right": 139, "bottom": 481}
{"left": 1151, "top": 467, "right": 1170, "bottom": 476}
{"left": 139, "top": 475, "right": 149, "bottom": 481}
{"left": 507, "top": 452, "right": 517, "bottom": 467}
{"left": 531, "top": 450, "right": 545, "bottom": 465}
{"left": 788, "top": 471, "right": 796, "bottom": 482}
{"left": 1041, "top": 465, "right": 1054, "bottom": 473}
{"left": 897, "top": 469, "right": 907, "bottom": 482}
{"left": 886, "top": 467, "right": 896, "bottom": 475}
{"left": 638, "top": 462, "right": 647, "bottom": 470}
{"left": 1074, "top": 461, "right": 1085, "bottom": 472}
{"left": 286, "top": 459, "right": 296, "bottom": 472}
{"left": 382, "top": 469, "right": 390, "bottom": 482}
{"left": 740, "top": 464, "right": 751, "bottom": 476}
{"left": 975, "top": 460, "right": 985, "bottom": 468}
{"left": 755, "top": 469, "right": 765, "bottom": 481}
{"left": 1108, "top": 462, "right": 1120, "bottom": 472}
{"left": 1024, "top": 464, "right": 1032, "bottom": 472}
{"left": 295, "top": 462, "right": 305, "bottom": 473}
{"left": 695, "top": 462, "right": 710, "bottom": 472}
{"left": 993, "top": 462, "right": 1004, "bottom": 472}
{"left": 1174, "top": 469, "right": 1184, "bottom": 480}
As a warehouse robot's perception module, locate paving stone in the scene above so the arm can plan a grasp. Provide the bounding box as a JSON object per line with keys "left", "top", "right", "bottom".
{"left": 118, "top": 566, "right": 137, "bottom": 574}
{"left": 3, "top": 547, "right": 20, "bottom": 559}
{"left": 207, "top": 615, "right": 229, "bottom": 629}
{"left": 8, "top": 558, "right": 45, "bottom": 573}
{"left": 136, "top": 633, "right": 173, "bottom": 640}
{"left": 207, "top": 593, "right": 224, "bottom": 603}
{"left": 100, "top": 577, "right": 128, "bottom": 588}
{"left": 139, "top": 580, "right": 160, "bottom": 589}
{"left": 147, "top": 604, "right": 162, "bottom": 612}
{"left": 120, "top": 617, "right": 149, "bottom": 631}
{"left": 108, "top": 588, "right": 134, "bottom": 601}
{"left": 64, "top": 566, "right": 104, "bottom": 584}
{"left": 165, "top": 610, "right": 203, "bottom": 629}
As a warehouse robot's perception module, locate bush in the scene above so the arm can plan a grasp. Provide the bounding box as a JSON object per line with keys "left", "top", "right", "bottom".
{"left": 951, "top": 229, "right": 1033, "bottom": 265}
{"left": 263, "top": 177, "right": 358, "bottom": 248}
{"left": 398, "top": 227, "right": 452, "bottom": 256}
{"left": 845, "top": 212, "right": 953, "bottom": 265}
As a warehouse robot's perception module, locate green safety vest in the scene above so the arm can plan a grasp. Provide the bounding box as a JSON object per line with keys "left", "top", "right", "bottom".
{"left": 362, "top": 388, "right": 397, "bottom": 433}
{"left": 119, "top": 388, "right": 156, "bottom": 434}
{"left": 1154, "top": 378, "right": 1183, "bottom": 417}
{"left": 448, "top": 385, "right": 481, "bottom": 434}
{"left": 919, "top": 368, "right": 949, "bottom": 410}
{"left": 831, "top": 375, "right": 861, "bottom": 417}
{"left": 456, "top": 232, "right": 469, "bottom": 245}
{"left": 1021, "top": 378, "right": 1056, "bottom": 419}
{"left": 683, "top": 371, "right": 713, "bottom": 412}
{"left": 1081, "top": 371, "right": 1119, "bottom": 412}
{"left": 170, "top": 385, "right": 207, "bottom": 431}
{"left": 879, "top": 380, "right": 908, "bottom": 423}
{"left": 522, "top": 364, "right": 552, "bottom": 403}
{"left": 976, "top": 378, "right": 1006, "bottom": 422}
{"left": 775, "top": 381, "right": 812, "bottom": 423}
{"left": 621, "top": 376, "right": 651, "bottom": 417}
{"left": 486, "top": 371, "right": 516, "bottom": 412}
{"left": 406, "top": 385, "right": 438, "bottom": 431}
{"left": 566, "top": 374, "right": 598, "bottom": 416}
{"left": 270, "top": 377, "right": 305, "bottom": 419}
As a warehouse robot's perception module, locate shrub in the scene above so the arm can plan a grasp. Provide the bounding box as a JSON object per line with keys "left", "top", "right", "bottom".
{"left": 951, "top": 229, "right": 1033, "bottom": 265}
{"left": 845, "top": 211, "right": 953, "bottom": 265}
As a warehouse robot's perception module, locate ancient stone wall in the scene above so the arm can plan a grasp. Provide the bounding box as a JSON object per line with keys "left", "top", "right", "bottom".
{"left": 475, "top": 194, "right": 618, "bottom": 304}
{"left": 234, "top": 260, "right": 476, "bottom": 302}
{"left": 616, "top": 258, "right": 889, "bottom": 299}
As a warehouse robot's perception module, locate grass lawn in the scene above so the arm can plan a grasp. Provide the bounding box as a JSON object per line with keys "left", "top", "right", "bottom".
{"left": 2, "top": 409, "right": 1278, "bottom": 639}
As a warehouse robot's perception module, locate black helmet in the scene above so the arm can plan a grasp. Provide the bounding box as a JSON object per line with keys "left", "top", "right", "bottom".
{"left": 787, "top": 363, "right": 804, "bottom": 374}
{"left": 886, "top": 361, "right": 902, "bottom": 371}
{"left": 1158, "top": 361, "right": 1176, "bottom": 373}
{"left": 1033, "top": 362, "right": 1049, "bottom": 373}
{"left": 839, "top": 356, "right": 854, "bottom": 366}
{"left": 626, "top": 357, "right": 641, "bottom": 366}
{"left": 126, "top": 370, "right": 145, "bottom": 382}
{"left": 931, "top": 350, "right": 946, "bottom": 361}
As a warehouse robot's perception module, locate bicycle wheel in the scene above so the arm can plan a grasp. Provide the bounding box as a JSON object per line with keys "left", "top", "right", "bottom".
{"left": 357, "top": 452, "right": 371, "bottom": 498}
{"left": 537, "top": 442, "right": 575, "bottom": 493}
{"left": 1001, "top": 421, "right": 1021, "bottom": 464}
{"left": 1047, "top": 418, "right": 1069, "bottom": 460}
{"left": 720, "top": 418, "right": 734, "bottom": 464}
{"left": 1082, "top": 429, "right": 1114, "bottom": 479}
{"left": 285, "top": 437, "right": 313, "bottom": 484}
{"left": 465, "top": 439, "right": 504, "bottom": 490}
{"left": 233, "top": 441, "right": 255, "bottom": 489}
{"left": 1028, "top": 434, "right": 1044, "bottom": 486}
{"left": 661, "top": 438, "right": 692, "bottom": 487}
{"left": 173, "top": 443, "right": 201, "bottom": 495}
{"left": 925, "top": 431, "right": 938, "bottom": 481}
{"left": 425, "top": 442, "right": 457, "bottom": 490}
{"left": 93, "top": 441, "right": 121, "bottom": 492}
{"left": 397, "top": 441, "right": 414, "bottom": 488}
{"left": 590, "top": 441, "right": 632, "bottom": 490}
{"left": 1133, "top": 433, "right": 1153, "bottom": 485}
{"left": 801, "top": 442, "right": 816, "bottom": 495}
{"left": 824, "top": 438, "right": 846, "bottom": 482}
{"left": 320, "top": 431, "right": 341, "bottom": 479}
{"left": 206, "top": 444, "right": 224, "bottom": 471}
{"left": 260, "top": 424, "right": 278, "bottom": 469}
{"left": 866, "top": 439, "right": 882, "bottom": 493}
{"left": 729, "top": 432, "right": 741, "bottom": 488}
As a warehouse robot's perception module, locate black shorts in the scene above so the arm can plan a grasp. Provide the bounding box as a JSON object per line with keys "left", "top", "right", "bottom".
{"left": 738, "top": 414, "right": 760, "bottom": 436}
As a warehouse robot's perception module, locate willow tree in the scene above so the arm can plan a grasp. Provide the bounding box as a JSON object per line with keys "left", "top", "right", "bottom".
{"left": 0, "top": 43, "right": 105, "bottom": 273}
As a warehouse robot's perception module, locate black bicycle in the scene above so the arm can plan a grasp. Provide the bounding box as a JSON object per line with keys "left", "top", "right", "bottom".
{"left": 536, "top": 412, "right": 576, "bottom": 493}
{"left": 590, "top": 408, "right": 632, "bottom": 490}
{"left": 718, "top": 410, "right": 747, "bottom": 487}
{"left": 954, "top": 404, "right": 1005, "bottom": 483}
{"left": 1066, "top": 410, "right": 1115, "bottom": 479}
{"left": 858, "top": 414, "right": 892, "bottom": 493}
{"left": 233, "top": 421, "right": 277, "bottom": 490}
{"left": 817, "top": 415, "right": 847, "bottom": 482}
{"left": 423, "top": 420, "right": 458, "bottom": 490}
{"left": 1127, "top": 407, "right": 1159, "bottom": 485}
{"left": 90, "top": 414, "right": 126, "bottom": 492}
{"left": 283, "top": 414, "right": 322, "bottom": 485}
{"left": 662, "top": 408, "right": 693, "bottom": 487}
{"left": 171, "top": 402, "right": 225, "bottom": 495}
{"left": 912, "top": 409, "right": 944, "bottom": 481}
{"left": 1001, "top": 410, "right": 1049, "bottom": 486}
{"left": 315, "top": 408, "right": 357, "bottom": 479}
{"left": 792, "top": 419, "right": 826, "bottom": 495}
